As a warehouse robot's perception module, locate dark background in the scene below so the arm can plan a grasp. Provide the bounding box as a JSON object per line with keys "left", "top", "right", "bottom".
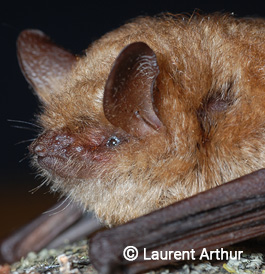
{"left": 1, "top": 1, "right": 265, "bottom": 240}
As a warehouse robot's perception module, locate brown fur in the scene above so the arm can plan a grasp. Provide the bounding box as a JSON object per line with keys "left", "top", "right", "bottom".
{"left": 19, "top": 13, "right": 265, "bottom": 225}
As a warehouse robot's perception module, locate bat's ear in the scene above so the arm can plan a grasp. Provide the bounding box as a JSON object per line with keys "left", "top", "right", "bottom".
{"left": 17, "top": 29, "right": 76, "bottom": 104}
{"left": 103, "top": 42, "right": 163, "bottom": 137}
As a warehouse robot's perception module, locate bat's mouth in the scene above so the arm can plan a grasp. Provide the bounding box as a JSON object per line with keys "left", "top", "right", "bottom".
{"left": 36, "top": 155, "right": 79, "bottom": 179}
{"left": 34, "top": 152, "right": 109, "bottom": 180}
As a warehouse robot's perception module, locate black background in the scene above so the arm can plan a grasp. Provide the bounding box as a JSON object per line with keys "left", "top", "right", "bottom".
{"left": 1, "top": 1, "right": 265, "bottom": 240}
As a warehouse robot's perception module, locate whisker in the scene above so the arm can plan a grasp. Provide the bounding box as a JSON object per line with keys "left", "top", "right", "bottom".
{"left": 8, "top": 119, "right": 41, "bottom": 129}
{"left": 29, "top": 181, "right": 47, "bottom": 194}
{"left": 33, "top": 174, "right": 53, "bottom": 189}
{"left": 49, "top": 200, "right": 72, "bottom": 216}
{"left": 15, "top": 139, "right": 35, "bottom": 145}
{"left": 43, "top": 196, "right": 73, "bottom": 216}
{"left": 43, "top": 197, "right": 69, "bottom": 214}
{"left": 19, "top": 154, "right": 30, "bottom": 163}
{"left": 10, "top": 125, "right": 39, "bottom": 132}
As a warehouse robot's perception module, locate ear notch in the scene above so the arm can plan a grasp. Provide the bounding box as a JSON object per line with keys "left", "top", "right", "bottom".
{"left": 103, "top": 42, "right": 163, "bottom": 137}
{"left": 17, "top": 29, "right": 76, "bottom": 103}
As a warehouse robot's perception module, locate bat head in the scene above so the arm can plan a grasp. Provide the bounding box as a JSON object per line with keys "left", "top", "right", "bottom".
{"left": 17, "top": 14, "right": 265, "bottom": 225}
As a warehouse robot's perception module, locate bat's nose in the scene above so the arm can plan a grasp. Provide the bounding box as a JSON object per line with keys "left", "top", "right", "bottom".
{"left": 29, "top": 130, "right": 75, "bottom": 158}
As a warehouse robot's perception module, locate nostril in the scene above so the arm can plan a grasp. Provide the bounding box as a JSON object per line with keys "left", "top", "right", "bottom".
{"left": 34, "top": 144, "right": 47, "bottom": 157}
{"left": 29, "top": 141, "right": 47, "bottom": 157}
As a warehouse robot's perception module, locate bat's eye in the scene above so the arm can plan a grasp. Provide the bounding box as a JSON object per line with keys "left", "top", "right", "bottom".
{"left": 106, "top": 136, "right": 120, "bottom": 147}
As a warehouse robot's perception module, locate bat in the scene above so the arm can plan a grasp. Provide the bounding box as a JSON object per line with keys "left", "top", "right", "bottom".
{"left": 1, "top": 12, "right": 265, "bottom": 273}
